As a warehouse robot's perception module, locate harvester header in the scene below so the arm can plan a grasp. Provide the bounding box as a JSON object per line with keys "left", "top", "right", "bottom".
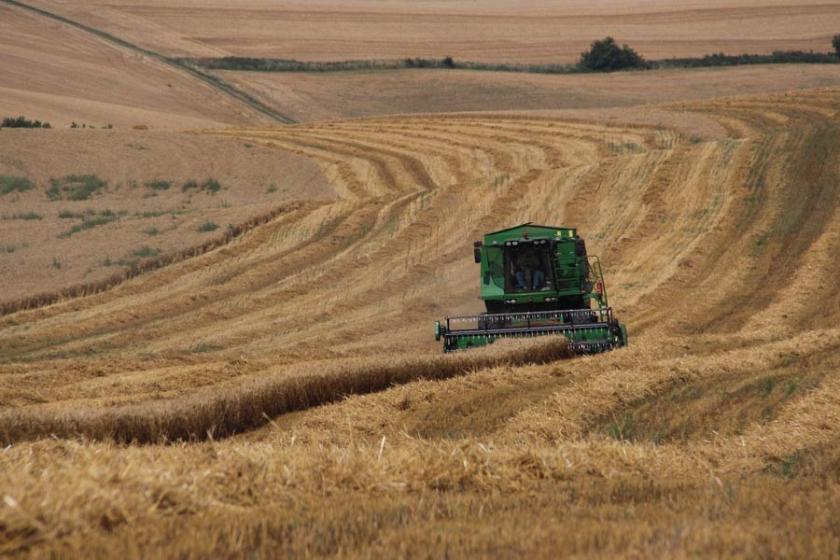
{"left": 435, "top": 223, "right": 627, "bottom": 353}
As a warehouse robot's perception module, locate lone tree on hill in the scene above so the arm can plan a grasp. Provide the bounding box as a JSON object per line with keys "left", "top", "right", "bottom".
{"left": 833, "top": 34, "right": 840, "bottom": 58}
{"left": 579, "top": 37, "right": 647, "bottom": 71}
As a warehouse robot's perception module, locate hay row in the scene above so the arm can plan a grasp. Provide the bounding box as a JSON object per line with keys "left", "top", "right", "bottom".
{"left": 0, "top": 338, "right": 571, "bottom": 445}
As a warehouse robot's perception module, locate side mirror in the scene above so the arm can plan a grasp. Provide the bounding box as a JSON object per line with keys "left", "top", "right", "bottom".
{"left": 473, "top": 241, "right": 482, "bottom": 263}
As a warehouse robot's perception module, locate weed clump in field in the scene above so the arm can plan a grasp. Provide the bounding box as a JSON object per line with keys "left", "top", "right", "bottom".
{"left": 47, "top": 175, "right": 107, "bottom": 201}
{"left": 0, "top": 176, "right": 34, "bottom": 196}
{"left": 182, "top": 178, "right": 222, "bottom": 194}
{"left": 57, "top": 209, "right": 125, "bottom": 238}
{"left": 7, "top": 212, "right": 41, "bottom": 220}
{"left": 198, "top": 221, "right": 219, "bottom": 232}
{"left": 1, "top": 116, "right": 51, "bottom": 129}
{"left": 1, "top": 243, "right": 25, "bottom": 253}
{"left": 145, "top": 179, "right": 172, "bottom": 191}
{"left": 132, "top": 246, "right": 160, "bottom": 258}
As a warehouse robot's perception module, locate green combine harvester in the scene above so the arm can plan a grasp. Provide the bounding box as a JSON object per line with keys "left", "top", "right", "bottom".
{"left": 435, "top": 223, "right": 627, "bottom": 353}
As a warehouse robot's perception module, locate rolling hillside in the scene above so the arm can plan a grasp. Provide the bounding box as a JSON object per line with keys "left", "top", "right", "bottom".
{"left": 2, "top": 84, "right": 840, "bottom": 556}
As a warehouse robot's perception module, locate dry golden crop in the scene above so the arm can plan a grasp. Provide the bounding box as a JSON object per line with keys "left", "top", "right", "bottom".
{"left": 3, "top": 82, "right": 840, "bottom": 557}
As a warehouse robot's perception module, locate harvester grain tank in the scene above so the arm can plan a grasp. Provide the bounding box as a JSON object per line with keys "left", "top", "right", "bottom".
{"left": 435, "top": 223, "right": 627, "bottom": 353}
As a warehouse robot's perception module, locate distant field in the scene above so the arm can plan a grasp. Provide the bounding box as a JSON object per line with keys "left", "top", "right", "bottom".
{"left": 23, "top": 0, "right": 840, "bottom": 63}
{"left": 0, "top": 130, "right": 332, "bottom": 304}
{"left": 215, "top": 63, "right": 840, "bottom": 123}
{"left": 0, "top": 4, "right": 277, "bottom": 129}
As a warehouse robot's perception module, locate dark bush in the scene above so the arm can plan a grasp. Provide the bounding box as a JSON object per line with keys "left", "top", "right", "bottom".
{"left": 1, "top": 116, "right": 51, "bottom": 129}
{"left": 145, "top": 179, "right": 172, "bottom": 191}
{"left": 442, "top": 56, "right": 456, "bottom": 69}
{"left": 198, "top": 221, "right": 219, "bottom": 232}
{"left": 0, "top": 176, "right": 34, "bottom": 196}
{"left": 47, "top": 175, "right": 107, "bottom": 201}
{"left": 833, "top": 34, "right": 840, "bottom": 58}
{"left": 578, "top": 37, "right": 647, "bottom": 71}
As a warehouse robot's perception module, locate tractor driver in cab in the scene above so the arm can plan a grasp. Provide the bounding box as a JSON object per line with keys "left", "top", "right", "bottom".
{"left": 513, "top": 248, "right": 545, "bottom": 291}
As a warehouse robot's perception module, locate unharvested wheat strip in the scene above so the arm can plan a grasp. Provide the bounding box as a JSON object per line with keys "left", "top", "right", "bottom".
{"left": 0, "top": 338, "right": 572, "bottom": 445}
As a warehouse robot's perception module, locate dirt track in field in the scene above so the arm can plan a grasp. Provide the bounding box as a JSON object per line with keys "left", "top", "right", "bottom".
{"left": 2, "top": 82, "right": 840, "bottom": 555}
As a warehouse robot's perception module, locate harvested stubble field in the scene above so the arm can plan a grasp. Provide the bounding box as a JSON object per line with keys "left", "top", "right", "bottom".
{"left": 0, "top": 129, "right": 332, "bottom": 306}
{"left": 2, "top": 81, "right": 840, "bottom": 557}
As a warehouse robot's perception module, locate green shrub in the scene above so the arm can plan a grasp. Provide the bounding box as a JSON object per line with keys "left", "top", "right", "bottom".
{"left": 579, "top": 37, "right": 647, "bottom": 71}
{"left": 0, "top": 176, "right": 34, "bottom": 196}
{"left": 834, "top": 35, "right": 840, "bottom": 58}
{"left": 10, "top": 212, "right": 42, "bottom": 220}
{"left": 142, "top": 226, "right": 161, "bottom": 236}
{"left": 145, "top": 179, "right": 172, "bottom": 191}
{"left": 57, "top": 209, "right": 124, "bottom": 238}
{"left": 1, "top": 116, "right": 51, "bottom": 129}
{"left": 47, "top": 175, "right": 107, "bottom": 201}
{"left": 198, "top": 221, "right": 219, "bottom": 232}
{"left": 183, "top": 178, "right": 222, "bottom": 194}
{"left": 58, "top": 209, "right": 85, "bottom": 219}
{"left": 132, "top": 246, "right": 160, "bottom": 258}
{"left": 202, "top": 179, "right": 222, "bottom": 193}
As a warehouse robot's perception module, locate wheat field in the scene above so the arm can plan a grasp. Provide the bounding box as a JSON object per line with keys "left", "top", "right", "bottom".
{"left": 2, "top": 85, "right": 840, "bottom": 556}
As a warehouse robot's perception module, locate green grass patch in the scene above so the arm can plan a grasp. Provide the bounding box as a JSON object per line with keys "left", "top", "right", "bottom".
{"left": 58, "top": 209, "right": 86, "bottom": 219}
{"left": 197, "top": 221, "right": 219, "bottom": 232}
{"left": 751, "top": 234, "right": 769, "bottom": 257}
{"left": 764, "top": 449, "right": 804, "bottom": 479}
{"left": 0, "top": 175, "right": 34, "bottom": 196}
{"left": 57, "top": 209, "right": 125, "bottom": 238}
{"left": 182, "top": 178, "right": 222, "bottom": 194}
{"left": 8, "top": 212, "right": 42, "bottom": 220}
{"left": 1, "top": 116, "right": 51, "bottom": 129}
{"left": 0, "top": 243, "right": 26, "bottom": 254}
{"left": 266, "top": 184, "right": 279, "bottom": 194}
{"left": 132, "top": 246, "right": 160, "bottom": 258}
{"left": 142, "top": 226, "right": 161, "bottom": 236}
{"left": 103, "top": 246, "right": 160, "bottom": 269}
{"left": 605, "top": 412, "right": 636, "bottom": 441}
{"left": 47, "top": 175, "right": 107, "bottom": 201}
{"left": 145, "top": 179, "right": 172, "bottom": 191}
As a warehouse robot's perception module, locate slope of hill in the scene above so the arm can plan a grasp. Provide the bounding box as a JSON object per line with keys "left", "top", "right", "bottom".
{"left": 21, "top": 0, "right": 840, "bottom": 62}
{"left": 0, "top": 2, "right": 276, "bottom": 128}
{"left": 214, "top": 63, "right": 840, "bottom": 123}
{"left": 0, "top": 129, "right": 333, "bottom": 305}
{"left": 2, "top": 84, "right": 840, "bottom": 556}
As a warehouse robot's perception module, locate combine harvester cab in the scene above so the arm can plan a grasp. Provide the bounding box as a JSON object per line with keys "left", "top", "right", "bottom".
{"left": 435, "top": 223, "right": 627, "bottom": 353}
